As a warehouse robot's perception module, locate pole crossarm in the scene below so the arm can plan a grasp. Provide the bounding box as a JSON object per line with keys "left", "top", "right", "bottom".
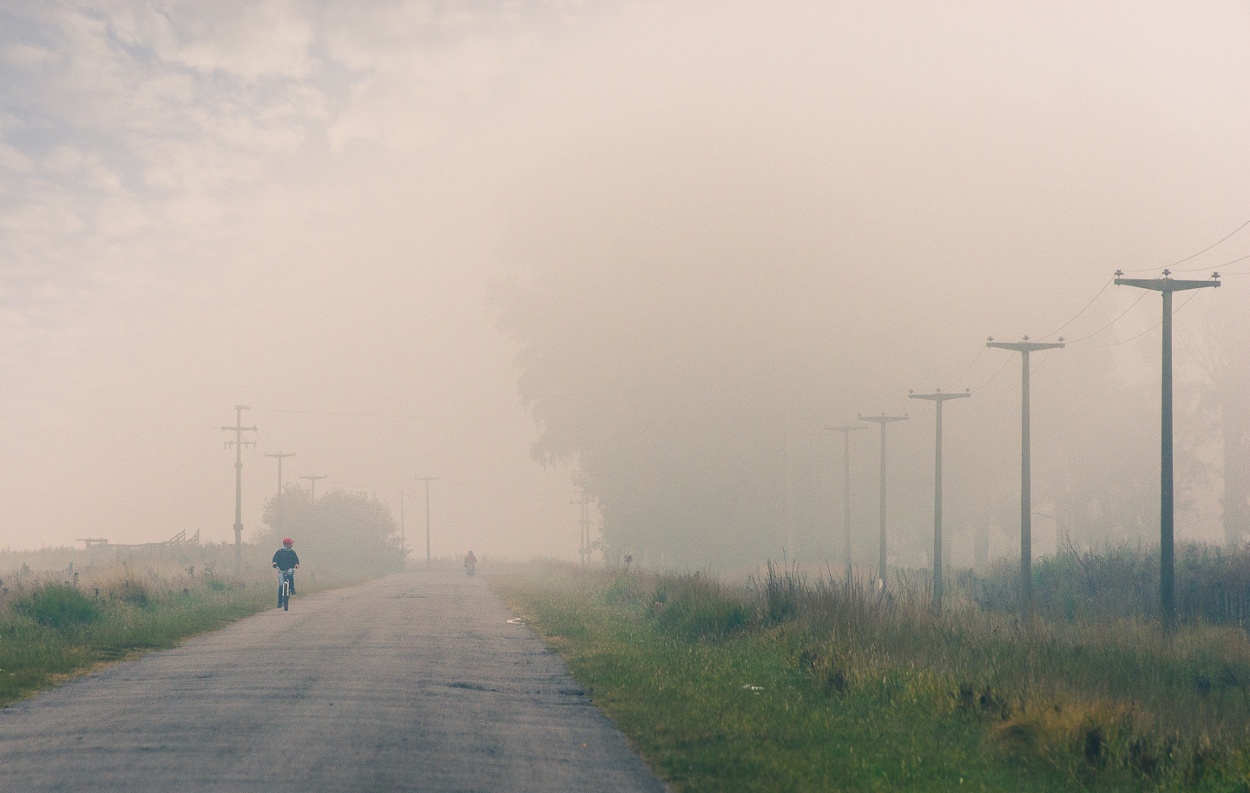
{"left": 1113, "top": 269, "right": 1221, "bottom": 293}
{"left": 986, "top": 337, "right": 1066, "bottom": 354}
{"left": 908, "top": 391, "right": 971, "bottom": 403}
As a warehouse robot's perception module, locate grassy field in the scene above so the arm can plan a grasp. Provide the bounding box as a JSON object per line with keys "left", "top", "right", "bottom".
{"left": 0, "top": 548, "right": 356, "bottom": 707}
{"left": 493, "top": 563, "right": 1250, "bottom": 792}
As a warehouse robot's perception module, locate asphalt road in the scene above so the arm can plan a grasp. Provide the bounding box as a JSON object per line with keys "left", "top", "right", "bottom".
{"left": 0, "top": 571, "right": 667, "bottom": 792}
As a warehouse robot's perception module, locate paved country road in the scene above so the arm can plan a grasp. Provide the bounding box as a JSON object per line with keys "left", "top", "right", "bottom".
{"left": 0, "top": 571, "right": 667, "bottom": 792}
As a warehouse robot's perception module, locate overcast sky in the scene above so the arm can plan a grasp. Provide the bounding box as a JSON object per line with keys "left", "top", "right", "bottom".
{"left": 1, "top": 1, "right": 1248, "bottom": 560}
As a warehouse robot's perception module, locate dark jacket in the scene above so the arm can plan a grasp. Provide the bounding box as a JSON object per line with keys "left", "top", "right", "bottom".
{"left": 272, "top": 548, "right": 300, "bottom": 570}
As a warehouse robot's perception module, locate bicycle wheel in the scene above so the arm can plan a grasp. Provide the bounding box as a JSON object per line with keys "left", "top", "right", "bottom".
{"left": 281, "top": 581, "right": 290, "bottom": 611}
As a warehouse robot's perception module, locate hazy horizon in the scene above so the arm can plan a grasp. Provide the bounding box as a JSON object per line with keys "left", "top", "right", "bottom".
{"left": 2, "top": 1, "right": 1247, "bottom": 567}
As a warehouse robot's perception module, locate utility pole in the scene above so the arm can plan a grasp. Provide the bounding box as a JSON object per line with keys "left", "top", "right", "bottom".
{"left": 265, "top": 452, "right": 295, "bottom": 537}
{"left": 398, "top": 488, "right": 408, "bottom": 564}
{"left": 1115, "top": 269, "right": 1220, "bottom": 629}
{"left": 825, "top": 425, "right": 865, "bottom": 583}
{"left": 987, "top": 336, "right": 1064, "bottom": 629}
{"left": 300, "top": 474, "right": 326, "bottom": 502}
{"left": 908, "top": 389, "right": 971, "bottom": 614}
{"left": 783, "top": 432, "right": 796, "bottom": 562}
{"left": 220, "top": 405, "right": 256, "bottom": 575}
{"left": 578, "top": 490, "right": 592, "bottom": 566}
{"left": 858, "top": 413, "right": 908, "bottom": 587}
{"left": 416, "top": 476, "right": 439, "bottom": 569}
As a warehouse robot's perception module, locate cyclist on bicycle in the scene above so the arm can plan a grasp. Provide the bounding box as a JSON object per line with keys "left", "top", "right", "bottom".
{"left": 272, "top": 538, "right": 300, "bottom": 595}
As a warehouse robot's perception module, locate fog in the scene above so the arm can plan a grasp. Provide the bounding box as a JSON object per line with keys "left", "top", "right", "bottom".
{"left": 1, "top": 2, "right": 1247, "bottom": 567}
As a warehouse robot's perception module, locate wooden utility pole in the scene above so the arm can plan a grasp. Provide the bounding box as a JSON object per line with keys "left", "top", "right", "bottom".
{"left": 825, "top": 425, "right": 866, "bottom": 582}
{"left": 299, "top": 474, "right": 327, "bottom": 502}
{"left": 986, "top": 336, "right": 1064, "bottom": 629}
{"left": 265, "top": 452, "right": 295, "bottom": 536}
{"left": 908, "top": 389, "right": 971, "bottom": 614}
{"left": 416, "top": 476, "right": 439, "bottom": 569}
{"left": 1114, "top": 269, "right": 1220, "bottom": 629}
{"left": 398, "top": 488, "right": 408, "bottom": 563}
{"left": 220, "top": 405, "right": 256, "bottom": 575}
{"left": 858, "top": 413, "right": 908, "bottom": 587}
{"left": 578, "top": 490, "right": 592, "bottom": 565}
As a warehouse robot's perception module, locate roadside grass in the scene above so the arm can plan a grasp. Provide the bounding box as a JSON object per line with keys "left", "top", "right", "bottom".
{"left": 0, "top": 559, "right": 357, "bottom": 707}
{"left": 492, "top": 563, "right": 1250, "bottom": 792}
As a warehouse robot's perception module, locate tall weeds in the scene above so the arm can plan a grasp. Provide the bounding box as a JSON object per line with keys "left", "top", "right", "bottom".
{"left": 630, "top": 561, "right": 1250, "bottom": 787}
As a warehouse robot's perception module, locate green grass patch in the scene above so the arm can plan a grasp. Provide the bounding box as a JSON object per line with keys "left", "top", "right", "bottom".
{"left": 492, "top": 565, "right": 1250, "bottom": 792}
{"left": 11, "top": 583, "right": 102, "bottom": 628}
{"left": 0, "top": 568, "right": 360, "bottom": 707}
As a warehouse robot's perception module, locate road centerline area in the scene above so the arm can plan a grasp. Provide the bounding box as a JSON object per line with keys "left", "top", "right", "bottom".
{"left": 0, "top": 571, "right": 666, "bottom": 793}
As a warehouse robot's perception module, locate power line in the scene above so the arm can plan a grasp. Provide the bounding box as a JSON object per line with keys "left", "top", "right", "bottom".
{"left": 968, "top": 354, "right": 1014, "bottom": 393}
{"left": 1087, "top": 290, "right": 1203, "bottom": 349}
{"left": 978, "top": 348, "right": 1059, "bottom": 400}
{"left": 253, "top": 407, "right": 498, "bottom": 421}
{"left": 1065, "top": 291, "right": 1148, "bottom": 345}
{"left": 1038, "top": 278, "right": 1114, "bottom": 340}
{"left": 1165, "top": 217, "right": 1250, "bottom": 267}
{"left": 1170, "top": 251, "right": 1250, "bottom": 274}
{"left": 944, "top": 347, "right": 984, "bottom": 391}
{"left": 1120, "top": 214, "right": 1250, "bottom": 274}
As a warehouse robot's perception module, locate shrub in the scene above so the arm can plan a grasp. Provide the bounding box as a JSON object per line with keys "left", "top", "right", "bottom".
{"left": 12, "top": 583, "right": 102, "bottom": 628}
{"left": 109, "top": 579, "right": 150, "bottom": 607}
{"left": 754, "top": 562, "right": 804, "bottom": 625}
{"left": 652, "top": 575, "right": 752, "bottom": 641}
{"left": 603, "top": 573, "right": 648, "bottom": 607}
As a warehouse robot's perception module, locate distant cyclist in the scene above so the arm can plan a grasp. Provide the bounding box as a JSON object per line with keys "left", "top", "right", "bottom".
{"left": 464, "top": 549, "right": 477, "bottom": 576}
{"left": 272, "top": 538, "right": 300, "bottom": 595}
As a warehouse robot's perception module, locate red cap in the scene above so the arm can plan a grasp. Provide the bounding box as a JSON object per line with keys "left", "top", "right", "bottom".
{"left": 282, "top": 538, "right": 293, "bottom": 546}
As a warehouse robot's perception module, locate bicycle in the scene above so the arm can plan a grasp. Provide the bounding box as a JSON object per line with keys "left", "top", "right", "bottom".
{"left": 276, "top": 567, "right": 295, "bottom": 611}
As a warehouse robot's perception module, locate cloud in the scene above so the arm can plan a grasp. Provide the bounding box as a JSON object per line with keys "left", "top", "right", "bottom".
{"left": 0, "top": 140, "right": 34, "bottom": 173}
{"left": 104, "top": 0, "right": 316, "bottom": 80}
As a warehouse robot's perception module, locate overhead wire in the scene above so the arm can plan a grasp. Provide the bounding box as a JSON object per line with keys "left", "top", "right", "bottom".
{"left": 976, "top": 347, "right": 1058, "bottom": 400}
{"left": 933, "top": 214, "right": 1243, "bottom": 391}
{"left": 1064, "top": 291, "right": 1148, "bottom": 345}
{"left": 1087, "top": 291, "right": 1203, "bottom": 349}
{"left": 1119, "top": 214, "right": 1250, "bottom": 274}
{"left": 1037, "top": 277, "right": 1113, "bottom": 340}
{"left": 252, "top": 406, "right": 506, "bottom": 422}
{"left": 1168, "top": 251, "right": 1250, "bottom": 274}
{"left": 967, "top": 353, "right": 1014, "bottom": 394}
{"left": 944, "top": 346, "right": 984, "bottom": 391}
